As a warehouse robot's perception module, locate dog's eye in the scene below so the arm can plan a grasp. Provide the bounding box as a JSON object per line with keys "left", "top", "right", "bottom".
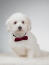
{"left": 22, "top": 21, "right": 24, "bottom": 24}
{"left": 14, "top": 21, "right": 17, "bottom": 24}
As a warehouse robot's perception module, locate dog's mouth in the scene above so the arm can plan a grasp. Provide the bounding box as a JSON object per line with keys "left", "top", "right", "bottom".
{"left": 16, "top": 28, "right": 24, "bottom": 32}
{"left": 13, "top": 32, "right": 26, "bottom": 37}
{"left": 18, "top": 29, "right": 23, "bottom": 31}
{"left": 15, "top": 30, "right": 23, "bottom": 34}
{"left": 13, "top": 28, "right": 26, "bottom": 37}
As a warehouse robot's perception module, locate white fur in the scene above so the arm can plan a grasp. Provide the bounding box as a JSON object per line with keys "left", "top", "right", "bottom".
{"left": 0, "top": 55, "right": 49, "bottom": 65}
{"left": 6, "top": 13, "right": 49, "bottom": 58}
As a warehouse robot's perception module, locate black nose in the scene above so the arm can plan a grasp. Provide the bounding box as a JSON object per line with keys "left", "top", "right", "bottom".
{"left": 18, "top": 26, "right": 22, "bottom": 30}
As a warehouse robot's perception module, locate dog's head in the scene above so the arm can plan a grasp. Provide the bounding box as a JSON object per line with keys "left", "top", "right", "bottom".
{"left": 6, "top": 13, "right": 31, "bottom": 37}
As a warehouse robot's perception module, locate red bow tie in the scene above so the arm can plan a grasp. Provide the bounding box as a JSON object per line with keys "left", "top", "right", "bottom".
{"left": 14, "top": 36, "right": 28, "bottom": 42}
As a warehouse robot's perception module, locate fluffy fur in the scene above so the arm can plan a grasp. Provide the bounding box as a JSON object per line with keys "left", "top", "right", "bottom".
{"left": 6, "top": 13, "right": 49, "bottom": 58}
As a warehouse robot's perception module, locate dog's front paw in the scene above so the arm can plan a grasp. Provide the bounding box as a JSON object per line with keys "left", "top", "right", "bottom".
{"left": 12, "top": 46, "right": 27, "bottom": 57}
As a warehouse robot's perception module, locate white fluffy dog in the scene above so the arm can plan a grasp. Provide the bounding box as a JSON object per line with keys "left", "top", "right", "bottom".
{"left": 6, "top": 13, "right": 49, "bottom": 58}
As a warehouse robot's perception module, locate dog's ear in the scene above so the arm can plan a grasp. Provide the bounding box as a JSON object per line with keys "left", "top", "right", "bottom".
{"left": 5, "top": 18, "right": 11, "bottom": 32}
{"left": 27, "top": 17, "right": 31, "bottom": 31}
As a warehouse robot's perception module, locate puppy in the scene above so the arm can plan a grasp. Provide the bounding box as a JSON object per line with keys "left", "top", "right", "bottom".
{"left": 6, "top": 13, "right": 49, "bottom": 58}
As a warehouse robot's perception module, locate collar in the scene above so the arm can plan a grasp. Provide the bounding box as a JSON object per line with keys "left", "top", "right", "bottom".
{"left": 13, "top": 33, "right": 28, "bottom": 42}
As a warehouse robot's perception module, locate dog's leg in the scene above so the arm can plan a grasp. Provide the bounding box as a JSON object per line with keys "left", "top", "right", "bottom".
{"left": 40, "top": 50, "right": 49, "bottom": 57}
{"left": 27, "top": 49, "right": 35, "bottom": 58}
{"left": 12, "top": 47, "right": 27, "bottom": 57}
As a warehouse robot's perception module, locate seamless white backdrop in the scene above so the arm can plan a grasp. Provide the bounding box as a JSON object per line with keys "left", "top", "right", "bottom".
{"left": 0, "top": 0, "right": 49, "bottom": 53}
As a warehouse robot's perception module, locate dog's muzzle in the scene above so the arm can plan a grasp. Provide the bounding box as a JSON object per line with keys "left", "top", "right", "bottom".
{"left": 18, "top": 26, "right": 22, "bottom": 31}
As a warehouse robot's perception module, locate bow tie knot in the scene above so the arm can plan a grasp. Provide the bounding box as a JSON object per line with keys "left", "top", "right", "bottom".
{"left": 14, "top": 36, "right": 28, "bottom": 42}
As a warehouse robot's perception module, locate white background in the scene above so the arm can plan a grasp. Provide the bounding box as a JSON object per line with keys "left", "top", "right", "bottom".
{"left": 0, "top": 0, "right": 49, "bottom": 53}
